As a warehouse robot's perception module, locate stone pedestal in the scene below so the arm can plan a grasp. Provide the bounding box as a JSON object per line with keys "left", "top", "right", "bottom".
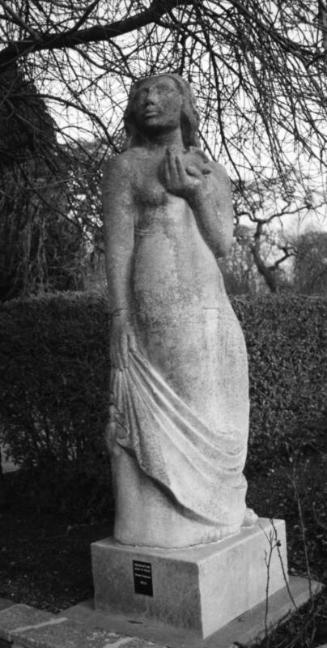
{"left": 92, "top": 518, "right": 288, "bottom": 640}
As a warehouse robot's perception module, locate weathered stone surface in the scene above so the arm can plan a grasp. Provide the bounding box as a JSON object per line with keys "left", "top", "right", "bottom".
{"left": 92, "top": 518, "right": 288, "bottom": 639}
{"left": 4, "top": 576, "right": 321, "bottom": 648}
{"left": 12, "top": 618, "right": 163, "bottom": 648}
{"left": 103, "top": 73, "right": 255, "bottom": 548}
{"left": 62, "top": 577, "right": 323, "bottom": 648}
{"left": 0, "top": 604, "right": 53, "bottom": 641}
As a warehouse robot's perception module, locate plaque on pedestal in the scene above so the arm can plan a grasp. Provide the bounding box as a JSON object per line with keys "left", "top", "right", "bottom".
{"left": 92, "top": 518, "right": 288, "bottom": 639}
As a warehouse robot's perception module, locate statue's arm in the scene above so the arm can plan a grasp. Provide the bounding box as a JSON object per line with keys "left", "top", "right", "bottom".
{"left": 188, "top": 162, "right": 233, "bottom": 258}
{"left": 163, "top": 149, "right": 233, "bottom": 258}
{"left": 102, "top": 155, "right": 136, "bottom": 368}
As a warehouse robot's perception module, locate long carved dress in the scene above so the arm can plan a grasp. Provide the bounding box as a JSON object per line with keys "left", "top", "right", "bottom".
{"left": 106, "top": 147, "right": 250, "bottom": 548}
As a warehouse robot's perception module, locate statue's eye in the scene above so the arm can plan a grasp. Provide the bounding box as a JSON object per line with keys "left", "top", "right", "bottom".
{"left": 157, "top": 83, "right": 173, "bottom": 94}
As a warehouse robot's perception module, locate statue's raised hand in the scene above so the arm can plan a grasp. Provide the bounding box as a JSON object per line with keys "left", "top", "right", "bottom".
{"left": 162, "top": 146, "right": 210, "bottom": 201}
{"left": 110, "top": 312, "right": 136, "bottom": 369}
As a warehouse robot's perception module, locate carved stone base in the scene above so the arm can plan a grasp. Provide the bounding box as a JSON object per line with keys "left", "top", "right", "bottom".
{"left": 92, "top": 518, "right": 288, "bottom": 639}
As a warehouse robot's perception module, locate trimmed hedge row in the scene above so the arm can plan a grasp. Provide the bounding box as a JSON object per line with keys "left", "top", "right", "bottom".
{"left": 0, "top": 292, "right": 326, "bottom": 513}
{"left": 233, "top": 296, "right": 327, "bottom": 466}
{"left": 0, "top": 292, "right": 110, "bottom": 515}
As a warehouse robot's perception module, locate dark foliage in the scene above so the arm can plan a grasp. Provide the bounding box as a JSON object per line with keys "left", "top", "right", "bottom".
{"left": 0, "top": 66, "right": 86, "bottom": 302}
{"left": 0, "top": 293, "right": 326, "bottom": 517}
{"left": 233, "top": 296, "right": 327, "bottom": 472}
{"left": 0, "top": 292, "right": 111, "bottom": 518}
{"left": 0, "top": 65, "right": 56, "bottom": 165}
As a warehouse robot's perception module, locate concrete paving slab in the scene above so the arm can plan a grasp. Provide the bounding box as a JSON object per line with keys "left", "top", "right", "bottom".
{"left": 0, "top": 578, "right": 322, "bottom": 647}
{"left": 61, "top": 576, "right": 322, "bottom": 648}
{"left": 0, "top": 604, "right": 54, "bottom": 641}
{"left": 12, "top": 617, "right": 164, "bottom": 648}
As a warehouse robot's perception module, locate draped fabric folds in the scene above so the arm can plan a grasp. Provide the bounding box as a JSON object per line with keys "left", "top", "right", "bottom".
{"left": 108, "top": 350, "right": 247, "bottom": 527}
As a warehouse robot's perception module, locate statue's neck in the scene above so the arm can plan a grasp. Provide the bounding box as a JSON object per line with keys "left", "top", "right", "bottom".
{"left": 134, "top": 127, "right": 184, "bottom": 150}
{"left": 153, "top": 129, "right": 183, "bottom": 148}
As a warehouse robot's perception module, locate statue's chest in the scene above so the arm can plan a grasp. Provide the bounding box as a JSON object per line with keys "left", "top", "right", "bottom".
{"left": 132, "top": 157, "right": 188, "bottom": 235}
{"left": 134, "top": 169, "right": 168, "bottom": 209}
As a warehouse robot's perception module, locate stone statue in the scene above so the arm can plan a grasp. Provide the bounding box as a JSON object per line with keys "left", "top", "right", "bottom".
{"left": 102, "top": 74, "right": 256, "bottom": 548}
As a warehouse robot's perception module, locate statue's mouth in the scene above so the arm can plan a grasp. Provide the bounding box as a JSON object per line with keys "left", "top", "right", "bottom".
{"left": 144, "top": 110, "right": 159, "bottom": 118}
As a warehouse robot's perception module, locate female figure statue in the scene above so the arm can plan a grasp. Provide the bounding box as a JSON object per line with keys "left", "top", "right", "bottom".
{"left": 103, "top": 74, "right": 255, "bottom": 548}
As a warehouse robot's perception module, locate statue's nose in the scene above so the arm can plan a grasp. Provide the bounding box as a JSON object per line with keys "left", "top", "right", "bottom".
{"left": 145, "top": 89, "right": 158, "bottom": 105}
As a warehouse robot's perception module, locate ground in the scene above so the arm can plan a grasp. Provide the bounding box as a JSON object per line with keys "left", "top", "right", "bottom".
{"left": 0, "top": 450, "right": 326, "bottom": 647}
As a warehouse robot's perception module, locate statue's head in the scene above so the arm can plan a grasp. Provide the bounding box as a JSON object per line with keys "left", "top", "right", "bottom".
{"left": 124, "top": 74, "right": 200, "bottom": 148}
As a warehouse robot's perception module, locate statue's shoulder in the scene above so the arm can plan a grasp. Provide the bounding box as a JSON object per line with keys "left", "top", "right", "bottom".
{"left": 103, "top": 149, "right": 136, "bottom": 180}
{"left": 186, "top": 148, "right": 230, "bottom": 183}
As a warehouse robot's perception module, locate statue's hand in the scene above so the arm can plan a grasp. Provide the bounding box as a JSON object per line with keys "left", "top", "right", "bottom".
{"left": 110, "top": 313, "right": 136, "bottom": 369}
{"left": 163, "top": 147, "right": 205, "bottom": 200}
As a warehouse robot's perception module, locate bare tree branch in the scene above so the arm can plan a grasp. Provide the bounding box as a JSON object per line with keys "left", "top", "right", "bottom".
{"left": 0, "top": 0, "right": 41, "bottom": 40}
{"left": 67, "top": 0, "right": 101, "bottom": 35}
{"left": 1, "top": 0, "right": 326, "bottom": 297}
{"left": 0, "top": 0, "right": 194, "bottom": 69}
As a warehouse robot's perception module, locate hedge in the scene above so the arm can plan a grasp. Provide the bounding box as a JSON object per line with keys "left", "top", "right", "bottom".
{"left": 233, "top": 296, "right": 327, "bottom": 466}
{"left": 0, "top": 292, "right": 326, "bottom": 513}
{"left": 0, "top": 292, "right": 110, "bottom": 515}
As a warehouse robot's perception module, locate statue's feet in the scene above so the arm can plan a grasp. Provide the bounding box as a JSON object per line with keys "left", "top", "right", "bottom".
{"left": 242, "top": 507, "right": 258, "bottom": 527}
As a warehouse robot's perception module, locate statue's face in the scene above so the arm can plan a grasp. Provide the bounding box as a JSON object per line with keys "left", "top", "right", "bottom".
{"left": 131, "top": 76, "right": 183, "bottom": 134}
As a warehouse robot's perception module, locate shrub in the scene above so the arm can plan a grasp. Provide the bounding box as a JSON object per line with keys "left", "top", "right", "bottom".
{"left": 0, "top": 291, "right": 111, "bottom": 517}
{"left": 233, "top": 295, "right": 327, "bottom": 470}
{"left": 0, "top": 292, "right": 326, "bottom": 512}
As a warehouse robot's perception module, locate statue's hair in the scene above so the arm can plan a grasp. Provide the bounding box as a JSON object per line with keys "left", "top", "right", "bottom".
{"left": 124, "top": 74, "right": 200, "bottom": 148}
